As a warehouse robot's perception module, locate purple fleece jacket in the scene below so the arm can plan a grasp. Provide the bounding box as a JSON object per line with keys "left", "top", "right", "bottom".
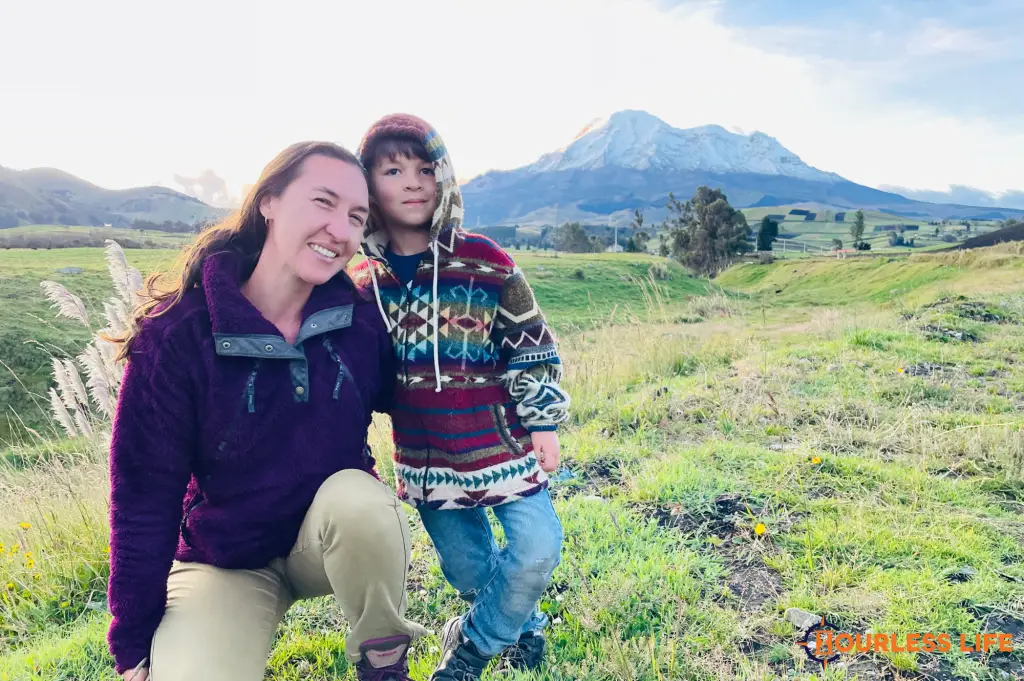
{"left": 106, "top": 249, "right": 394, "bottom": 673}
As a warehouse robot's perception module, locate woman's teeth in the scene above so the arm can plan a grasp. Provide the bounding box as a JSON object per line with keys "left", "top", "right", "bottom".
{"left": 309, "top": 243, "right": 338, "bottom": 260}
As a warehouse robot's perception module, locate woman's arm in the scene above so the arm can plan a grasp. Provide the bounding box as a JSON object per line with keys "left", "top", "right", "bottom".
{"left": 107, "top": 326, "right": 195, "bottom": 674}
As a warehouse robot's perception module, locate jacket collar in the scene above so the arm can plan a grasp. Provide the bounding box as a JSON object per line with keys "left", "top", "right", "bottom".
{"left": 202, "top": 250, "right": 356, "bottom": 356}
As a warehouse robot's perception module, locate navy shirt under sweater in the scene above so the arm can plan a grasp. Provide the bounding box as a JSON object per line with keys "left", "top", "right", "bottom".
{"left": 385, "top": 248, "right": 427, "bottom": 287}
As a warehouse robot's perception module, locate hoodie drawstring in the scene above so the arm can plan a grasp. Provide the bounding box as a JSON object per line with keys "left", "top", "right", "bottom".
{"left": 430, "top": 242, "right": 442, "bottom": 393}
{"left": 368, "top": 265, "right": 393, "bottom": 333}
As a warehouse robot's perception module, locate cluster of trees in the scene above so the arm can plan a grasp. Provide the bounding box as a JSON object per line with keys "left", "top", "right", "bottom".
{"left": 624, "top": 209, "right": 651, "bottom": 253}
{"left": 551, "top": 222, "right": 609, "bottom": 253}
{"left": 655, "top": 187, "right": 750, "bottom": 275}
{"left": 756, "top": 217, "right": 779, "bottom": 251}
{"left": 130, "top": 219, "right": 201, "bottom": 233}
{"left": 888, "top": 232, "right": 916, "bottom": 247}
{"left": 0, "top": 232, "right": 175, "bottom": 250}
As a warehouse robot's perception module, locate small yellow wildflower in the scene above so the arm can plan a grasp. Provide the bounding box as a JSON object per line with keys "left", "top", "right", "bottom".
{"left": 0, "top": 543, "right": 4, "bottom": 552}
{"left": 811, "top": 456, "right": 822, "bottom": 465}
{"left": 4, "top": 582, "right": 13, "bottom": 591}
{"left": 60, "top": 601, "right": 70, "bottom": 609}
{"left": 754, "top": 523, "right": 767, "bottom": 536}
{"left": 12, "top": 544, "right": 20, "bottom": 553}
{"left": 26, "top": 559, "right": 35, "bottom": 569}
{"left": 32, "top": 574, "right": 40, "bottom": 580}
{"left": 18, "top": 522, "right": 31, "bottom": 531}
{"left": 897, "top": 367, "right": 905, "bottom": 374}
{"left": 104, "top": 546, "right": 111, "bottom": 554}
{"left": 24, "top": 552, "right": 32, "bottom": 559}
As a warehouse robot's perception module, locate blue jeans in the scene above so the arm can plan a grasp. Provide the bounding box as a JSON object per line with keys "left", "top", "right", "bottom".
{"left": 418, "top": 489, "right": 563, "bottom": 658}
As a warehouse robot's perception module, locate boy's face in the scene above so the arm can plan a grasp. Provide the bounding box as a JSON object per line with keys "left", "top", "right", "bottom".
{"left": 371, "top": 153, "right": 438, "bottom": 231}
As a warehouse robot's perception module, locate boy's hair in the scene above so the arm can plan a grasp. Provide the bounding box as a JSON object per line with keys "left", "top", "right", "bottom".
{"left": 362, "top": 135, "right": 430, "bottom": 170}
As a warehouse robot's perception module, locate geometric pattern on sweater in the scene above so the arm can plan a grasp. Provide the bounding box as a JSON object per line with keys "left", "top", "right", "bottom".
{"left": 395, "top": 455, "right": 547, "bottom": 510}
{"left": 352, "top": 233, "right": 569, "bottom": 431}
{"left": 352, "top": 118, "right": 567, "bottom": 509}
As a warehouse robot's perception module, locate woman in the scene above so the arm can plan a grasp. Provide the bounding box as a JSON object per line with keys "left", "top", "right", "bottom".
{"left": 107, "top": 141, "right": 427, "bottom": 681}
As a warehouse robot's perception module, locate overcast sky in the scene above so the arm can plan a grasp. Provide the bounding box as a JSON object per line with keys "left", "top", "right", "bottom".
{"left": 2, "top": 0, "right": 1020, "bottom": 206}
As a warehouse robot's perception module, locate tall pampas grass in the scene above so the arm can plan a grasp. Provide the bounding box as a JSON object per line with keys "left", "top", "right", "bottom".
{"left": 38, "top": 240, "right": 144, "bottom": 438}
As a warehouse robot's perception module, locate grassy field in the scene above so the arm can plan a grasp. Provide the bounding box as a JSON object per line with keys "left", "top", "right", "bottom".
{"left": 0, "top": 226, "right": 192, "bottom": 251}
{"left": 0, "top": 245, "right": 709, "bottom": 444}
{"left": 2, "top": 244, "right": 1024, "bottom": 680}
{"left": 739, "top": 207, "right": 1002, "bottom": 254}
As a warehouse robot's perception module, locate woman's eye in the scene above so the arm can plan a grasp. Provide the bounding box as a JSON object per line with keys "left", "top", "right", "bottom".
{"left": 314, "top": 197, "right": 332, "bottom": 207}
{"left": 350, "top": 215, "right": 365, "bottom": 226}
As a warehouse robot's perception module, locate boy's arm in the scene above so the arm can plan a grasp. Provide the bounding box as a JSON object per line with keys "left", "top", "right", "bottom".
{"left": 493, "top": 267, "right": 570, "bottom": 432}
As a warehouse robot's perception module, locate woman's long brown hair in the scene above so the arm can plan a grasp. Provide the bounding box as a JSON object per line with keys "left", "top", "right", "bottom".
{"left": 110, "top": 141, "right": 363, "bottom": 360}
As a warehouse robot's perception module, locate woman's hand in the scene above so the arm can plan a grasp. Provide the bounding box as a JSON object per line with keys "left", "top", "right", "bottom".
{"left": 123, "top": 669, "right": 149, "bottom": 681}
{"left": 531, "top": 431, "right": 561, "bottom": 473}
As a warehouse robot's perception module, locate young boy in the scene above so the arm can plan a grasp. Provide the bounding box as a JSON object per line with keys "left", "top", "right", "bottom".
{"left": 351, "top": 114, "right": 570, "bottom": 681}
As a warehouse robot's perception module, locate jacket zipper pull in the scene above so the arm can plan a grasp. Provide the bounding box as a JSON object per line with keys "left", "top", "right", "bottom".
{"left": 246, "top": 367, "right": 258, "bottom": 413}
{"left": 323, "top": 338, "right": 344, "bottom": 400}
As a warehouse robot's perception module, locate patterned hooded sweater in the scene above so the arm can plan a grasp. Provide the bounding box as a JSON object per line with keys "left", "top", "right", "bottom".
{"left": 350, "top": 114, "right": 570, "bottom": 510}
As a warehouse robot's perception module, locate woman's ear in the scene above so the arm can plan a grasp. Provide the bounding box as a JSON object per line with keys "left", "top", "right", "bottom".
{"left": 259, "top": 195, "right": 275, "bottom": 223}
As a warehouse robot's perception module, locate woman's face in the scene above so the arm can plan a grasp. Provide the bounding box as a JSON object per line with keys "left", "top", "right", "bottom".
{"left": 260, "top": 154, "right": 369, "bottom": 285}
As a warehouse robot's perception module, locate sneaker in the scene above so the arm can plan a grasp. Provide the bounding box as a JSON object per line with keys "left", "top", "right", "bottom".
{"left": 356, "top": 634, "right": 413, "bottom": 681}
{"left": 500, "top": 631, "right": 546, "bottom": 672}
{"left": 430, "top": 616, "right": 492, "bottom": 681}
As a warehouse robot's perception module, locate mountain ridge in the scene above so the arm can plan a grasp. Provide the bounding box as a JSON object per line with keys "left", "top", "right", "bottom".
{"left": 0, "top": 165, "right": 225, "bottom": 229}
{"left": 460, "top": 110, "right": 1024, "bottom": 227}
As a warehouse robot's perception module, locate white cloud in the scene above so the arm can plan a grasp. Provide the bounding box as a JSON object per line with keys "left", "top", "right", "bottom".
{"left": 907, "top": 19, "right": 992, "bottom": 56}
{"left": 0, "top": 0, "right": 1019, "bottom": 200}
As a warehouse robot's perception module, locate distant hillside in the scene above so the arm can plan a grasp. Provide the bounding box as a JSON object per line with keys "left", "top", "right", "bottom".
{"left": 949, "top": 222, "right": 1024, "bottom": 250}
{"left": 0, "top": 165, "right": 225, "bottom": 229}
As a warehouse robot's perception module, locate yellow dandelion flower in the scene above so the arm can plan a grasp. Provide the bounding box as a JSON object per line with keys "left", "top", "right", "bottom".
{"left": 26, "top": 559, "right": 35, "bottom": 569}
{"left": 18, "top": 522, "right": 31, "bottom": 530}
{"left": 60, "top": 601, "right": 70, "bottom": 609}
{"left": 811, "top": 456, "right": 822, "bottom": 465}
{"left": 754, "top": 523, "right": 767, "bottom": 536}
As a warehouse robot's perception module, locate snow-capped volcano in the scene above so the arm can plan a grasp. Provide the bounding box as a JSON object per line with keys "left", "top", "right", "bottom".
{"left": 459, "top": 110, "right": 1023, "bottom": 228}
{"left": 527, "top": 110, "right": 839, "bottom": 183}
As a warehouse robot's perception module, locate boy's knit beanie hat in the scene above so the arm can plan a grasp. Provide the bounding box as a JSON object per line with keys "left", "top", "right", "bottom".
{"left": 358, "top": 114, "right": 440, "bottom": 167}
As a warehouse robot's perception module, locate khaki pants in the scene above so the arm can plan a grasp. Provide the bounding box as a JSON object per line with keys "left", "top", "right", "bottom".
{"left": 148, "top": 469, "right": 429, "bottom": 681}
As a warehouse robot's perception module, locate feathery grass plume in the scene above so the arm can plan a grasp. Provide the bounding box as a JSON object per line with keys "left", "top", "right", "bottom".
{"left": 104, "top": 240, "right": 131, "bottom": 304}
{"left": 127, "top": 265, "right": 144, "bottom": 309}
{"left": 39, "top": 281, "right": 89, "bottom": 327}
{"left": 103, "top": 299, "right": 130, "bottom": 337}
{"left": 50, "top": 357, "right": 79, "bottom": 414}
{"left": 73, "top": 410, "right": 94, "bottom": 438}
{"left": 79, "top": 343, "right": 115, "bottom": 417}
{"left": 96, "top": 338, "right": 125, "bottom": 390}
{"left": 48, "top": 388, "right": 78, "bottom": 438}
{"left": 64, "top": 359, "right": 90, "bottom": 410}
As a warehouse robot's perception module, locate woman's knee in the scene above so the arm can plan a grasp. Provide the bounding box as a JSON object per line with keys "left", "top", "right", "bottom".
{"left": 311, "top": 469, "right": 399, "bottom": 526}
{"left": 308, "top": 469, "right": 408, "bottom": 546}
